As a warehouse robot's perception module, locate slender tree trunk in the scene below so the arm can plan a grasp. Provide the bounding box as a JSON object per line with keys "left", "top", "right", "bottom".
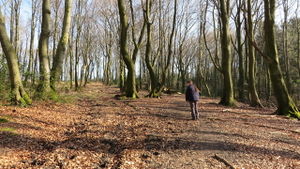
{"left": 52, "top": 0, "right": 61, "bottom": 60}
{"left": 10, "top": 2, "right": 14, "bottom": 43}
{"left": 32, "top": 51, "right": 38, "bottom": 85}
{"left": 74, "top": 0, "right": 82, "bottom": 91}
{"left": 14, "top": 0, "right": 21, "bottom": 56}
{"left": 24, "top": 0, "right": 37, "bottom": 85}
{"left": 74, "top": 41, "right": 79, "bottom": 90}
{"left": 282, "top": 0, "right": 291, "bottom": 92}
{"left": 69, "top": 45, "right": 73, "bottom": 88}
{"left": 296, "top": 2, "right": 300, "bottom": 77}
{"left": 144, "top": 0, "right": 160, "bottom": 97}
{"left": 236, "top": 0, "right": 245, "bottom": 101}
{"left": 83, "top": 61, "right": 91, "bottom": 87}
{"left": 265, "top": 66, "right": 271, "bottom": 100}
{"left": 247, "top": 0, "right": 262, "bottom": 107}
{"left": 264, "top": 0, "right": 300, "bottom": 118}
{"left": 74, "top": 29, "right": 80, "bottom": 90}
{"left": 104, "top": 33, "right": 112, "bottom": 85}
{"left": 50, "top": 0, "right": 73, "bottom": 91}
{"left": 119, "top": 58, "right": 125, "bottom": 91}
{"left": 219, "top": 0, "right": 235, "bottom": 106}
{"left": 199, "top": 68, "right": 211, "bottom": 96}
{"left": 0, "top": 9, "right": 31, "bottom": 105}
{"left": 298, "top": 25, "right": 300, "bottom": 77}
{"left": 160, "top": 0, "right": 177, "bottom": 91}
{"left": 69, "top": 27, "right": 74, "bottom": 88}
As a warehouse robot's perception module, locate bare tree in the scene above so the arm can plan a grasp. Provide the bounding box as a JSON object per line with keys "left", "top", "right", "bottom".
{"left": 219, "top": 0, "right": 236, "bottom": 106}
{"left": 263, "top": 0, "right": 299, "bottom": 118}
{"left": 0, "top": 8, "right": 31, "bottom": 105}
{"left": 36, "top": 0, "right": 51, "bottom": 98}
{"left": 246, "top": 0, "right": 263, "bottom": 107}
{"left": 50, "top": 0, "right": 73, "bottom": 90}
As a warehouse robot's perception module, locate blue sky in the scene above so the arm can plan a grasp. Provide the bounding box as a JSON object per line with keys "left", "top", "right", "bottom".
{"left": 2, "top": 0, "right": 300, "bottom": 32}
{"left": 16, "top": 0, "right": 300, "bottom": 25}
{"left": 21, "top": 0, "right": 31, "bottom": 24}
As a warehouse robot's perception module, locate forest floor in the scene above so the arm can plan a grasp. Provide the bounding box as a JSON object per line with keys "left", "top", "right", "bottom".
{"left": 0, "top": 83, "right": 300, "bottom": 169}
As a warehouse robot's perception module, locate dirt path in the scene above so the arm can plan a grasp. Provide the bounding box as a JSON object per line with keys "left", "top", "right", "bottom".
{"left": 0, "top": 83, "right": 300, "bottom": 169}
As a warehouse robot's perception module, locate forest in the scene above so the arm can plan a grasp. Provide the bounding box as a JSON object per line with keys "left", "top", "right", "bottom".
{"left": 0, "top": 0, "right": 300, "bottom": 168}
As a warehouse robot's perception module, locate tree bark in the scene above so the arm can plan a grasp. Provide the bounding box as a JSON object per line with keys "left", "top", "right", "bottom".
{"left": 247, "top": 0, "right": 263, "bottom": 107}
{"left": 296, "top": 2, "right": 300, "bottom": 77}
{"left": 282, "top": 0, "right": 291, "bottom": 92}
{"left": 219, "top": 0, "right": 235, "bottom": 106}
{"left": 10, "top": 1, "right": 14, "bottom": 43}
{"left": 264, "top": 0, "right": 300, "bottom": 119}
{"left": 144, "top": 0, "right": 160, "bottom": 97}
{"left": 52, "top": 0, "right": 61, "bottom": 60}
{"left": 161, "top": 0, "right": 177, "bottom": 91}
{"left": 0, "top": 9, "right": 32, "bottom": 105}
{"left": 13, "top": 0, "right": 21, "bottom": 56}
{"left": 51, "top": 0, "right": 73, "bottom": 91}
{"left": 36, "top": 0, "right": 52, "bottom": 98}
{"left": 24, "top": 0, "right": 38, "bottom": 85}
{"left": 117, "top": 0, "right": 138, "bottom": 98}
{"left": 74, "top": 0, "right": 82, "bottom": 91}
{"left": 119, "top": 58, "right": 125, "bottom": 91}
{"left": 236, "top": 0, "right": 245, "bottom": 101}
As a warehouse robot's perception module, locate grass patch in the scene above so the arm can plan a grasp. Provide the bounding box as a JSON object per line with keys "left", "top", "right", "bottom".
{"left": 58, "top": 96, "right": 75, "bottom": 103}
{"left": 58, "top": 91, "right": 102, "bottom": 103}
{"left": 119, "top": 96, "right": 129, "bottom": 100}
{"left": 58, "top": 94, "right": 78, "bottom": 103}
{"left": 0, "top": 127, "right": 15, "bottom": 132}
{"left": 0, "top": 118, "right": 9, "bottom": 123}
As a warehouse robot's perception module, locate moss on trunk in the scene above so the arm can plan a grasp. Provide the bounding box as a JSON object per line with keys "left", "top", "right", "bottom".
{"left": 264, "top": 0, "right": 300, "bottom": 119}
{"left": 117, "top": 0, "right": 139, "bottom": 99}
{"left": 219, "top": 0, "right": 236, "bottom": 106}
{"left": 0, "top": 9, "right": 32, "bottom": 106}
{"left": 247, "top": 0, "right": 262, "bottom": 107}
{"left": 36, "top": 0, "right": 51, "bottom": 99}
{"left": 51, "top": 0, "right": 73, "bottom": 91}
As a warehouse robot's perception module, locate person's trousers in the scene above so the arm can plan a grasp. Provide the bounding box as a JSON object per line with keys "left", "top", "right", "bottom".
{"left": 189, "top": 101, "right": 199, "bottom": 120}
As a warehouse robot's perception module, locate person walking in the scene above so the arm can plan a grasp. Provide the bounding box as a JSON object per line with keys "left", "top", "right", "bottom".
{"left": 185, "top": 80, "right": 200, "bottom": 120}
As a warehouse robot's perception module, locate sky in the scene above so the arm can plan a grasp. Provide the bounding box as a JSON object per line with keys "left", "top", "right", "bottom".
{"left": 1, "top": 0, "right": 300, "bottom": 35}
{"left": 20, "top": 0, "right": 31, "bottom": 25}
{"left": 12, "top": 0, "right": 300, "bottom": 25}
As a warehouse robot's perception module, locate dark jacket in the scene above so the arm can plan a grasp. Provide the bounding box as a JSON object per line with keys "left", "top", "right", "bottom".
{"left": 185, "top": 85, "right": 200, "bottom": 102}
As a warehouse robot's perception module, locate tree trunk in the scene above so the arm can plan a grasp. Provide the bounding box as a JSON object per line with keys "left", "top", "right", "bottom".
{"left": 36, "top": 0, "right": 52, "bottom": 99}
{"left": 104, "top": 33, "right": 112, "bottom": 85}
{"left": 119, "top": 58, "right": 125, "bottom": 91}
{"left": 10, "top": 1, "right": 14, "bottom": 43}
{"left": 296, "top": 3, "right": 300, "bottom": 77}
{"left": 0, "top": 9, "right": 31, "bottom": 105}
{"left": 117, "top": 0, "right": 138, "bottom": 98}
{"left": 52, "top": 0, "right": 61, "bottom": 61}
{"left": 247, "top": 0, "right": 262, "bottom": 107}
{"left": 219, "top": 0, "right": 235, "bottom": 106}
{"left": 282, "top": 0, "right": 291, "bottom": 92}
{"left": 298, "top": 23, "right": 300, "bottom": 77}
{"left": 236, "top": 0, "right": 245, "bottom": 101}
{"left": 160, "top": 0, "right": 177, "bottom": 91}
{"left": 199, "top": 69, "right": 211, "bottom": 97}
{"left": 144, "top": 0, "right": 160, "bottom": 97}
{"left": 69, "top": 27, "right": 74, "bottom": 88}
{"left": 74, "top": 0, "right": 82, "bottom": 91}
{"left": 24, "top": 0, "right": 37, "bottom": 85}
{"left": 264, "top": 0, "right": 300, "bottom": 119}
{"left": 14, "top": 0, "right": 21, "bottom": 56}
{"left": 51, "top": 0, "right": 73, "bottom": 91}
